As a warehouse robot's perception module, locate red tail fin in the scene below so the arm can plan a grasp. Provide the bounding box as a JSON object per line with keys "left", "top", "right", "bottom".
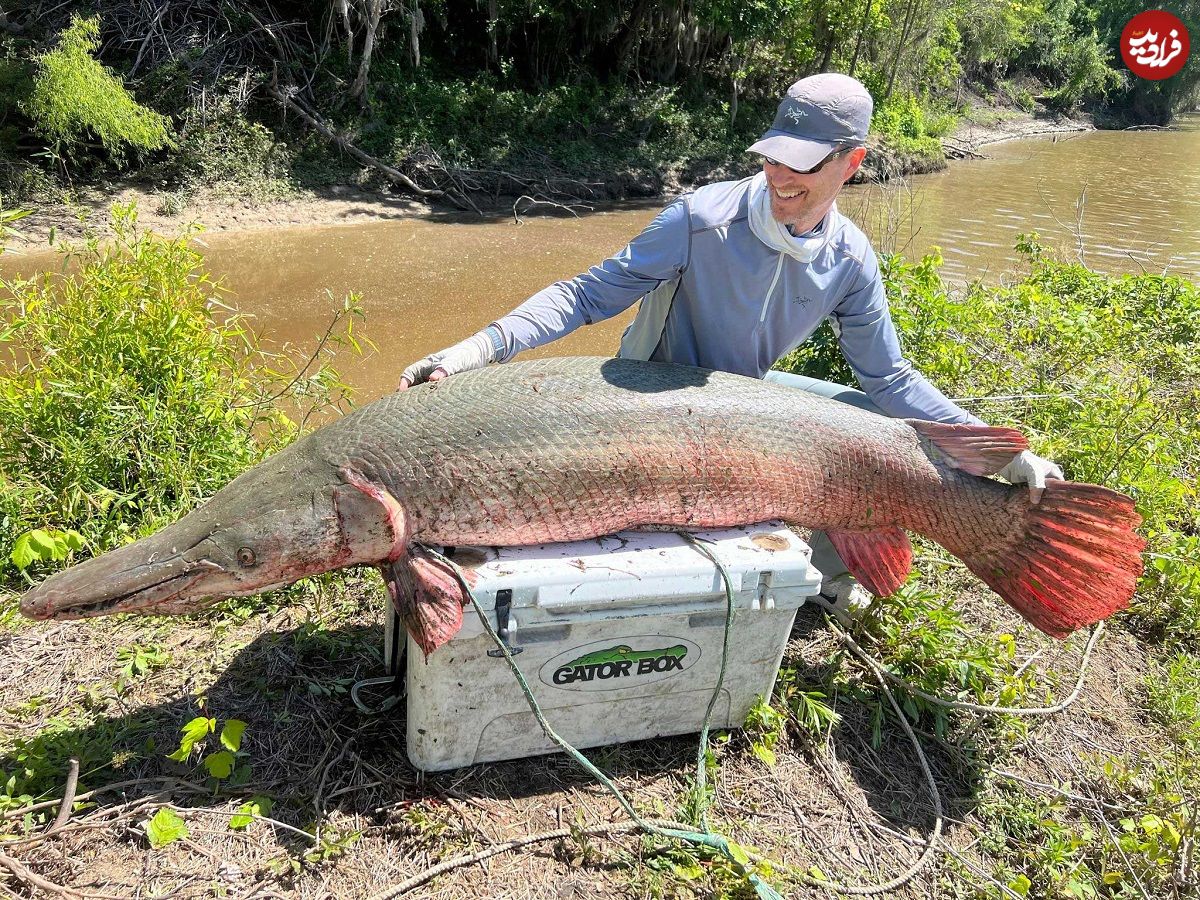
{"left": 963, "top": 481, "right": 1145, "bottom": 637}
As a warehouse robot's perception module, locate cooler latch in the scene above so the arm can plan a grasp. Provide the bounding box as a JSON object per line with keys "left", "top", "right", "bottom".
{"left": 487, "top": 588, "right": 523, "bottom": 657}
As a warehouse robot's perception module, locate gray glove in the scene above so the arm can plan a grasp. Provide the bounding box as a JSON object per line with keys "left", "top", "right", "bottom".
{"left": 398, "top": 326, "right": 506, "bottom": 390}
{"left": 997, "top": 450, "right": 1064, "bottom": 505}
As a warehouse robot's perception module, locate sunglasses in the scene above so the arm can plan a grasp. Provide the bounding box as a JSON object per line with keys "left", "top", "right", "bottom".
{"left": 762, "top": 147, "right": 853, "bottom": 175}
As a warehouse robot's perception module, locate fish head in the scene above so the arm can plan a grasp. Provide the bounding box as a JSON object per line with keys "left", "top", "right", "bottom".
{"left": 20, "top": 465, "right": 407, "bottom": 621}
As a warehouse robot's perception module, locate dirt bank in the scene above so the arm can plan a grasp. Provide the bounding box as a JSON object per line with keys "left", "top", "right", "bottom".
{"left": 950, "top": 107, "right": 1094, "bottom": 151}
{"left": 1, "top": 108, "right": 1094, "bottom": 256}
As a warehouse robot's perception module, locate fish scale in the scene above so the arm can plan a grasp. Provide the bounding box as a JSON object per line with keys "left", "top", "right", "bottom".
{"left": 330, "top": 358, "right": 931, "bottom": 544}
{"left": 21, "top": 357, "right": 1145, "bottom": 650}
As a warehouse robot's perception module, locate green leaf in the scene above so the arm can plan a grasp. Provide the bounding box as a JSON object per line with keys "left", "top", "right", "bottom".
{"left": 219, "top": 719, "right": 246, "bottom": 752}
{"left": 167, "top": 716, "right": 214, "bottom": 762}
{"left": 10, "top": 534, "right": 34, "bottom": 570}
{"left": 203, "top": 750, "right": 235, "bottom": 779}
{"left": 63, "top": 530, "right": 84, "bottom": 551}
{"left": 1008, "top": 874, "right": 1031, "bottom": 896}
{"left": 229, "top": 795, "right": 272, "bottom": 831}
{"left": 27, "top": 529, "right": 57, "bottom": 556}
{"left": 669, "top": 859, "right": 704, "bottom": 880}
{"left": 146, "top": 807, "right": 188, "bottom": 849}
{"left": 750, "top": 742, "right": 777, "bottom": 767}
{"left": 726, "top": 840, "right": 751, "bottom": 866}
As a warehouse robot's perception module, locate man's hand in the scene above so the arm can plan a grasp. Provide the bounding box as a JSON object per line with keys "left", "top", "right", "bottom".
{"left": 398, "top": 327, "right": 504, "bottom": 390}
{"left": 998, "top": 450, "right": 1064, "bottom": 505}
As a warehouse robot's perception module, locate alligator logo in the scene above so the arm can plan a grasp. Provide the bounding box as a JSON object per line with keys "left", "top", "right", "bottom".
{"left": 540, "top": 638, "right": 700, "bottom": 690}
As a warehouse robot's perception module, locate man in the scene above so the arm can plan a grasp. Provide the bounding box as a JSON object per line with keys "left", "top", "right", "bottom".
{"left": 398, "top": 73, "right": 1062, "bottom": 612}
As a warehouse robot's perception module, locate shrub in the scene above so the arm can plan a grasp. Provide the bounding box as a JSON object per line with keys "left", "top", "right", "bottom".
{"left": 364, "top": 71, "right": 768, "bottom": 185}
{"left": 169, "top": 94, "right": 296, "bottom": 201}
{"left": 22, "top": 16, "right": 172, "bottom": 165}
{"left": 0, "top": 204, "right": 356, "bottom": 589}
{"left": 1041, "top": 31, "right": 1124, "bottom": 111}
{"left": 869, "top": 94, "right": 950, "bottom": 162}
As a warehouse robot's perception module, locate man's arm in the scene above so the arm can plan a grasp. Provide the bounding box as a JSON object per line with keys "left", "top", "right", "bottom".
{"left": 830, "top": 248, "right": 984, "bottom": 425}
{"left": 398, "top": 199, "right": 690, "bottom": 387}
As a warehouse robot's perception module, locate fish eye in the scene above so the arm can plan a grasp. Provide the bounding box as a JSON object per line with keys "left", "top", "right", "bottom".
{"left": 237, "top": 547, "right": 256, "bottom": 567}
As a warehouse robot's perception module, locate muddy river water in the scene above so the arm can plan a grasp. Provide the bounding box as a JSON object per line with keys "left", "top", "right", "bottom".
{"left": 6, "top": 118, "right": 1198, "bottom": 404}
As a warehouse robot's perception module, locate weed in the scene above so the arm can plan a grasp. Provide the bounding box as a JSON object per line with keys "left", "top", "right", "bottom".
{"left": 743, "top": 695, "right": 786, "bottom": 765}
{"left": 1144, "top": 652, "right": 1200, "bottom": 748}
{"left": 166, "top": 716, "right": 251, "bottom": 787}
{"left": 863, "top": 576, "right": 1032, "bottom": 741}
{"left": 115, "top": 643, "right": 170, "bottom": 691}
{"left": 145, "top": 807, "right": 188, "bottom": 849}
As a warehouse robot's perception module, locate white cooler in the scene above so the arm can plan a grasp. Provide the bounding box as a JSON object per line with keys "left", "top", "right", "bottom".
{"left": 384, "top": 522, "right": 823, "bottom": 772}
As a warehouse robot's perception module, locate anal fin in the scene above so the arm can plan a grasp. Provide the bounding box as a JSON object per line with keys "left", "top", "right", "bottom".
{"left": 381, "top": 545, "right": 475, "bottom": 658}
{"left": 825, "top": 527, "right": 913, "bottom": 597}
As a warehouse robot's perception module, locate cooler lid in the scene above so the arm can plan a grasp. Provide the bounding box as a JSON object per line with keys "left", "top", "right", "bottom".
{"left": 440, "top": 521, "right": 821, "bottom": 614}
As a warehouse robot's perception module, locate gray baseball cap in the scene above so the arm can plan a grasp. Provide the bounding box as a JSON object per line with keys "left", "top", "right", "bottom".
{"left": 747, "top": 73, "right": 873, "bottom": 170}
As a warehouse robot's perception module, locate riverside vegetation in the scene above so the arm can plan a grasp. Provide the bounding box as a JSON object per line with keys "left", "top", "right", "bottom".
{"left": 0, "top": 0, "right": 1197, "bottom": 216}
{"left": 0, "top": 208, "right": 1196, "bottom": 898}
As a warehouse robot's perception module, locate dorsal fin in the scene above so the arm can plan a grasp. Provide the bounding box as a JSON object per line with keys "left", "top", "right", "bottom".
{"left": 907, "top": 420, "right": 1029, "bottom": 476}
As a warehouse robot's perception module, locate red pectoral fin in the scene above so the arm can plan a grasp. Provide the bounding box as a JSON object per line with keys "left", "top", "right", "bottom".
{"left": 382, "top": 546, "right": 476, "bottom": 658}
{"left": 825, "top": 527, "right": 913, "bottom": 597}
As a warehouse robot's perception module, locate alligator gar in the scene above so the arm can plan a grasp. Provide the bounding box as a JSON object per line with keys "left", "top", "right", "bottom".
{"left": 20, "top": 357, "right": 1145, "bottom": 652}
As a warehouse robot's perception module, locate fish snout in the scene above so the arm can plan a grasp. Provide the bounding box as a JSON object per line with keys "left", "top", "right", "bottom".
{"left": 19, "top": 540, "right": 225, "bottom": 621}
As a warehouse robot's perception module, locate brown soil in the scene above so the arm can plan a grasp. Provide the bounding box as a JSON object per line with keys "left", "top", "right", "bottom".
{"left": 0, "top": 558, "right": 1181, "bottom": 898}
{"left": 3, "top": 184, "right": 433, "bottom": 256}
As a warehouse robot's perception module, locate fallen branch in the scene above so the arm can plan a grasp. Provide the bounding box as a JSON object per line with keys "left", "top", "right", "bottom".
{"left": 941, "top": 139, "right": 987, "bottom": 160}
{"left": 266, "top": 84, "right": 468, "bottom": 210}
{"left": 44, "top": 758, "right": 79, "bottom": 837}
{"left": 513, "top": 195, "right": 595, "bottom": 225}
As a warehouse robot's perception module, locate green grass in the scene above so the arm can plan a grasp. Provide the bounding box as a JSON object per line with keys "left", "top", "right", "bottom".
{"left": 1145, "top": 652, "right": 1200, "bottom": 748}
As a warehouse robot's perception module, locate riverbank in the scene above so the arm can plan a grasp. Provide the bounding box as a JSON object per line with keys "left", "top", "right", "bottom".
{"left": 0, "top": 102, "right": 1094, "bottom": 256}
{"left": 1, "top": 107, "right": 1093, "bottom": 255}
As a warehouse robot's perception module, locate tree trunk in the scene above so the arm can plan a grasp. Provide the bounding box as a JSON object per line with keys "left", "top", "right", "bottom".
{"left": 349, "top": 0, "right": 383, "bottom": 99}
{"left": 408, "top": 0, "right": 424, "bottom": 68}
{"left": 849, "top": 0, "right": 874, "bottom": 76}
{"left": 336, "top": 0, "right": 354, "bottom": 64}
{"left": 614, "top": 0, "right": 650, "bottom": 78}
{"left": 819, "top": 32, "right": 837, "bottom": 72}
{"left": 486, "top": 0, "right": 499, "bottom": 68}
{"left": 885, "top": 0, "right": 918, "bottom": 99}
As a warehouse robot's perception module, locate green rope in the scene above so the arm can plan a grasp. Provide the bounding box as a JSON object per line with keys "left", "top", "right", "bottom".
{"left": 420, "top": 540, "right": 784, "bottom": 900}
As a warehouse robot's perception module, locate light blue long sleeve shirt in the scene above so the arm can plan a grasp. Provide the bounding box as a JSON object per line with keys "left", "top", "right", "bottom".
{"left": 494, "top": 176, "right": 983, "bottom": 425}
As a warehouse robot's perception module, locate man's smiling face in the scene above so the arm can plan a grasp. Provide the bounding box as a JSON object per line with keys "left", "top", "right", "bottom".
{"left": 763, "top": 147, "right": 867, "bottom": 232}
